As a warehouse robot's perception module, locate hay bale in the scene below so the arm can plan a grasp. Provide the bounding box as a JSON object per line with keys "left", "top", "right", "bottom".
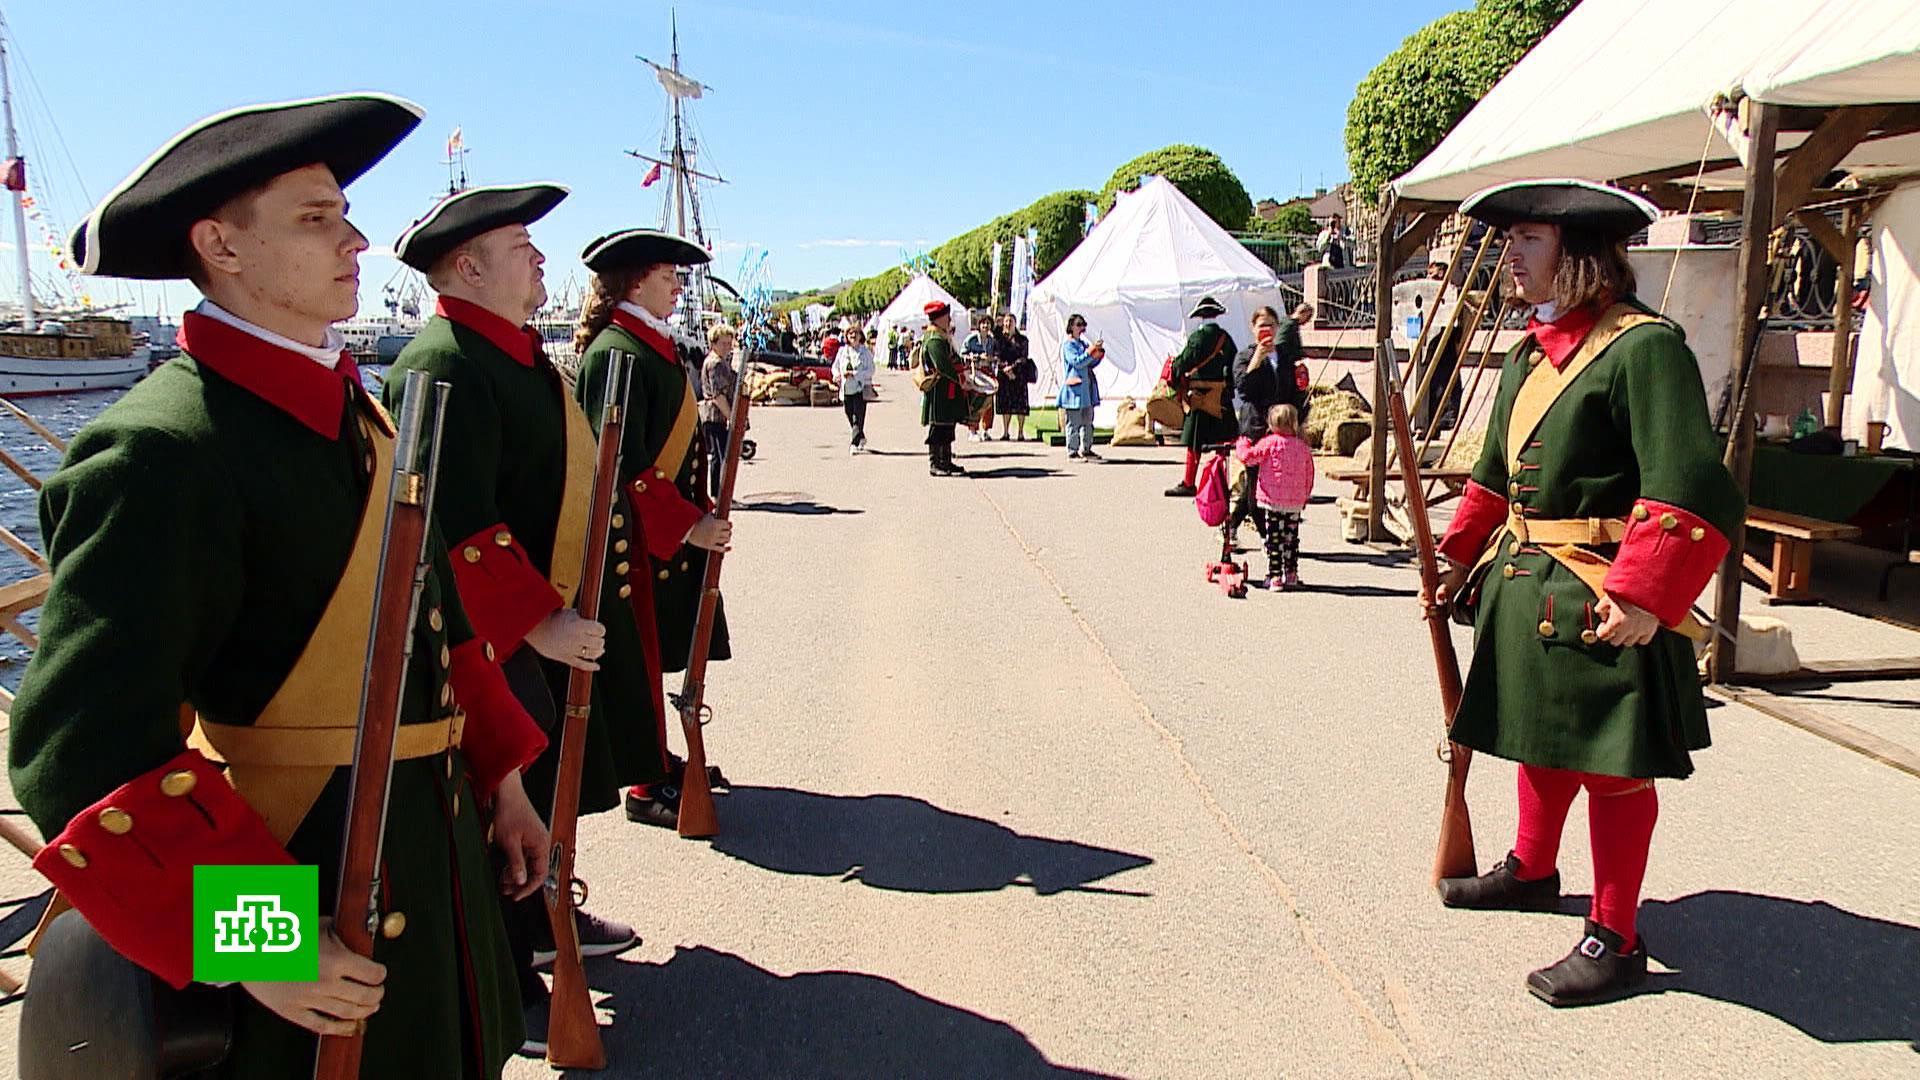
{"left": 1304, "top": 386, "right": 1370, "bottom": 452}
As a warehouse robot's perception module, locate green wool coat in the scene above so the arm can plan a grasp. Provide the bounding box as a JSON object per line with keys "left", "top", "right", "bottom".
{"left": 919, "top": 331, "right": 969, "bottom": 426}
{"left": 386, "top": 315, "right": 653, "bottom": 814}
{"left": 575, "top": 322, "right": 730, "bottom": 702}
{"left": 1455, "top": 309, "right": 1744, "bottom": 779}
{"left": 1172, "top": 321, "right": 1240, "bottom": 448}
{"left": 9, "top": 356, "right": 521, "bottom": 1077}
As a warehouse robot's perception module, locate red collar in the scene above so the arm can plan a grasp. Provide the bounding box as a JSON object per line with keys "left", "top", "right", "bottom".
{"left": 1526, "top": 303, "right": 1604, "bottom": 369}
{"left": 609, "top": 307, "right": 677, "bottom": 361}
{"left": 435, "top": 295, "right": 541, "bottom": 367}
{"left": 177, "top": 312, "right": 359, "bottom": 439}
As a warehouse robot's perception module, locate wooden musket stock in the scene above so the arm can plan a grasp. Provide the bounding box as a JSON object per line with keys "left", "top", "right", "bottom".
{"left": 1378, "top": 342, "right": 1477, "bottom": 888}
{"left": 313, "top": 372, "right": 450, "bottom": 1080}
{"left": 543, "top": 352, "right": 635, "bottom": 1070}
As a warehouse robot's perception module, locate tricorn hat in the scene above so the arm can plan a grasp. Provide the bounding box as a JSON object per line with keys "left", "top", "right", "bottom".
{"left": 1459, "top": 179, "right": 1659, "bottom": 243}
{"left": 394, "top": 182, "right": 568, "bottom": 271}
{"left": 72, "top": 92, "right": 424, "bottom": 280}
{"left": 1189, "top": 296, "right": 1227, "bottom": 319}
{"left": 580, "top": 228, "right": 711, "bottom": 273}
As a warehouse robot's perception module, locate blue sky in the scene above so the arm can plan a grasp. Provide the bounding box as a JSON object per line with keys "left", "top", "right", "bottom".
{"left": 6, "top": 0, "right": 1460, "bottom": 315}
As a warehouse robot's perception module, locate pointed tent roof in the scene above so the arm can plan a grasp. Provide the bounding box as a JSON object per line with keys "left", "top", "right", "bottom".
{"left": 1031, "top": 176, "right": 1278, "bottom": 308}
{"left": 873, "top": 273, "right": 970, "bottom": 333}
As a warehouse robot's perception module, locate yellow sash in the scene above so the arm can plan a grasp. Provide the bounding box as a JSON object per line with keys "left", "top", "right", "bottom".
{"left": 653, "top": 371, "right": 700, "bottom": 483}
{"left": 547, "top": 394, "right": 597, "bottom": 607}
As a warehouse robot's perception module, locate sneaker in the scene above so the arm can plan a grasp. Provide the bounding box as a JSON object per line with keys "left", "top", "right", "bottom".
{"left": 849, "top": 444, "right": 859, "bottom": 456}
{"left": 1437, "top": 852, "right": 1562, "bottom": 912}
{"left": 529, "top": 907, "right": 640, "bottom": 968}
{"left": 1081, "top": 450, "right": 1102, "bottom": 461}
{"left": 624, "top": 783, "right": 681, "bottom": 828}
{"left": 1266, "top": 574, "right": 1285, "bottom": 590}
{"left": 1165, "top": 483, "right": 1197, "bottom": 498}
{"left": 1527, "top": 920, "right": 1649, "bottom": 1007}
{"left": 1067, "top": 451, "right": 1082, "bottom": 460}
{"left": 518, "top": 994, "right": 549, "bottom": 1057}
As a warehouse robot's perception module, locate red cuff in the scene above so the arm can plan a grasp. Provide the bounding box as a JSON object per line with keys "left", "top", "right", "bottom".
{"left": 1603, "top": 498, "right": 1730, "bottom": 628}
{"left": 32, "top": 750, "right": 291, "bottom": 989}
{"left": 448, "top": 639, "right": 546, "bottom": 798}
{"left": 628, "top": 468, "right": 704, "bottom": 562}
{"left": 449, "top": 524, "right": 564, "bottom": 657}
{"left": 1437, "top": 480, "right": 1508, "bottom": 565}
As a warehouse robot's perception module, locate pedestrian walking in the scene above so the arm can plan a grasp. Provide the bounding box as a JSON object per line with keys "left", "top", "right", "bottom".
{"left": 1057, "top": 313, "right": 1102, "bottom": 461}
{"left": 1233, "top": 403, "right": 1315, "bottom": 590}
{"left": 701, "top": 323, "right": 740, "bottom": 497}
{"left": 994, "top": 312, "right": 1034, "bottom": 441}
{"left": 838, "top": 328, "right": 875, "bottom": 453}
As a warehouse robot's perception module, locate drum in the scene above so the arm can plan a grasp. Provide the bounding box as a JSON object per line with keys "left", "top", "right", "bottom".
{"left": 963, "top": 368, "right": 1000, "bottom": 396}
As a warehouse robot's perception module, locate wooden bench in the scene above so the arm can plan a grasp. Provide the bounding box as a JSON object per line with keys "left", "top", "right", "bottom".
{"left": 1743, "top": 508, "right": 1861, "bottom": 603}
{"left": 1325, "top": 466, "right": 1474, "bottom": 505}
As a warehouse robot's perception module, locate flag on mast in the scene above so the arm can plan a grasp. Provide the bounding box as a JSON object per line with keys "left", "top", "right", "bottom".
{"left": 446, "top": 127, "right": 463, "bottom": 157}
{"left": 655, "top": 66, "right": 705, "bottom": 100}
{"left": 641, "top": 161, "right": 664, "bottom": 188}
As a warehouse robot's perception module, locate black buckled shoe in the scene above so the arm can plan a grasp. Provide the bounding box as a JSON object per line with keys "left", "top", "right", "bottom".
{"left": 1437, "top": 852, "right": 1562, "bottom": 912}
{"left": 1527, "top": 920, "right": 1648, "bottom": 1007}
{"left": 1164, "top": 483, "right": 1197, "bottom": 497}
{"left": 624, "top": 783, "right": 681, "bottom": 828}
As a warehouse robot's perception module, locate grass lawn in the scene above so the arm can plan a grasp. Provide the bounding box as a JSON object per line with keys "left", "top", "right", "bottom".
{"left": 1027, "top": 407, "right": 1115, "bottom": 447}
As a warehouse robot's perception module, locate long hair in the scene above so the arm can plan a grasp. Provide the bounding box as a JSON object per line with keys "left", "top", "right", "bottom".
{"left": 1247, "top": 306, "right": 1282, "bottom": 370}
{"left": 573, "top": 267, "right": 645, "bottom": 354}
{"left": 1521, "top": 226, "right": 1635, "bottom": 314}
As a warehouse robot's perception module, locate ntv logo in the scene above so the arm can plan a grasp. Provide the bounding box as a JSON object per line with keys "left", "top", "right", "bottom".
{"left": 213, "top": 894, "right": 303, "bottom": 954}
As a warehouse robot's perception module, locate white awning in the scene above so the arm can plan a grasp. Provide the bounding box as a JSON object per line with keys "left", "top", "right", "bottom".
{"left": 1743, "top": 0, "right": 1920, "bottom": 107}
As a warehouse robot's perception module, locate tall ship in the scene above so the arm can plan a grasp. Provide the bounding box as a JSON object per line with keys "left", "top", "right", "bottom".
{"left": 634, "top": 14, "right": 731, "bottom": 342}
{"left": 0, "top": 15, "right": 146, "bottom": 395}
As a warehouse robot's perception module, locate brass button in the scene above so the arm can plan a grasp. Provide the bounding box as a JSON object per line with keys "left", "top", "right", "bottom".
{"left": 614, "top": 539, "right": 629, "bottom": 554}
{"left": 1632, "top": 505, "right": 1650, "bottom": 522}
{"left": 615, "top": 561, "right": 630, "bottom": 576}
{"left": 483, "top": 642, "right": 496, "bottom": 662}
{"left": 656, "top": 469, "right": 668, "bottom": 480}
{"left": 618, "top": 584, "right": 633, "bottom": 599}
{"left": 611, "top": 514, "right": 625, "bottom": 528}
{"left": 463, "top": 545, "right": 482, "bottom": 563}
{"left": 1502, "top": 564, "right": 1517, "bottom": 579}
{"left": 428, "top": 608, "right": 444, "bottom": 632}
{"left": 451, "top": 792, "right": 460, "bottom": 817}
{"left": 440, "top": 684, "right": 454, "bottom": 707}
{"left": 493, "top": 529, "right": 513, "bottom": 547}
{"left": 657, "top": 569, "right": 669, "bottom": 580}
{"left": 98, "top": 808, "right": 133, "bottom": 835}
{"left": 1580, "top": 630, "right": 1599, "bottom": 646}
{"left": 1660, "top": 513, "right": 1678, "bottom": 531}
{"left": 381, "top": 912, "right": 407, "bottom": 940}
{"left": 1508, "top": 540, "right": 1521, "bottom": 557}
{"left": 1508, "top": 481, "right": 1521, "bottom": 498}
{"left": 363, "top": 452, "right": 375, "bottom": 473}
{"left": 634, "top": 480, "right": 648, "bottom": 493}
{"left": 1690, "top": 527, "right": 1706, "bottom": 542}
{"left": 439, "top": 644, "right": 451, "bottom": 668}
{"left": 679, "top": 561, "right": 689, "bottom": 572}
{"left": 58, "top": 844, "right": 87, "bottom": 869}
{"left": 160, "top": 770, "right": 198, "bottom": 797}
{"left": 1538, "top": 619, "right": 1556, "bottom": 638}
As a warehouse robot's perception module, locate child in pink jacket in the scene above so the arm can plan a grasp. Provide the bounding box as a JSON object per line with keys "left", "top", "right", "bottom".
{"left": 1234, "top": 403, "right": 1315, "bottom": 589}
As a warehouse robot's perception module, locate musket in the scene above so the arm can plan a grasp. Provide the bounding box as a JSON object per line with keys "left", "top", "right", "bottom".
{"left": 542, "top": 351, "right": 635, "bottom": 1070}
{"left": 672, "top": 303, "right": 752, "bottom": 840}
{"left": 1377, "top": 341, "right": 1477, "bottom": 889}
{"left": 314, "top": 370, "right": 451, "bottom": 1080}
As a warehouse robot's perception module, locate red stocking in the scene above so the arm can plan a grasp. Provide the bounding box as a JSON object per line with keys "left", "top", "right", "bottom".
{"left": 1513, "top": 763, "right": 1581, "bottom": 880}
{"left": 1585, "top": 776, "right": 1658, "bottom": 949}
{"left": 1181, "top": 448, "right": 1200, "bottom": 487}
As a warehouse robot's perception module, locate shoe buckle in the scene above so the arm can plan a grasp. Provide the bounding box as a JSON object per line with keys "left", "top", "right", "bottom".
{"left": 1578, "top": 935, "right": 1607, "bottom": 960}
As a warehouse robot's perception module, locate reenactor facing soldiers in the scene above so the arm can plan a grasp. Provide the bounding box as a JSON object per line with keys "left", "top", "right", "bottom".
{"left": 386, "top": 182, "right": 640, "bottom": 1056}
{"left": 572, "top": 229, "right": 736, "bottom": 827}
{"left": 11, "top": 94, "right": 552, "bottom": 1075}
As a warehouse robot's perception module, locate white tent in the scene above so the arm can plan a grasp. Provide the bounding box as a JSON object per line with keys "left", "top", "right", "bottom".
{"left": 1027, "top": 176, "right": 1283, "bottom": 423}
{"left": 872, "top": 274, "right": 970, "bottom": 342}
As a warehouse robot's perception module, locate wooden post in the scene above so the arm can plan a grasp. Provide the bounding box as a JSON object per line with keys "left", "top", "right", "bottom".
{"left": 1710, "top": 101, "right": 1780, "bottom": 683}
{"left": 1825, "top": 204, "right": 1860, "bottom": 429}
{"left": 1368, "top": 197, "right": 1398, "bottom": 541}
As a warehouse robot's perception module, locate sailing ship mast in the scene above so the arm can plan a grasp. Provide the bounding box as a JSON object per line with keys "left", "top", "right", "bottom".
{"left": 632, "top": 11, "right": 726, "bottom": 315}
{"left": 0, "top": 14, "right": 35, "bottom": 331}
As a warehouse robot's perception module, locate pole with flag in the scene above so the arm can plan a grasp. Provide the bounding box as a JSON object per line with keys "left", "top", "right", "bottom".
{"left": 641, "top": 161, "right": 663, "bottom": 188}
{"left": 989, "top": 241, "right": 1003, "bottom": 315}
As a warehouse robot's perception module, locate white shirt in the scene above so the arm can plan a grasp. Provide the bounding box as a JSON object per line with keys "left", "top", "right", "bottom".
{"left": 617, "top": 301, "right": 677, "bottom": 342}
{"left": 838, "top": 344, "right": 874, "bottom": 397}
{"left": 195, "top": 300, "right": 345, "bottom": 369}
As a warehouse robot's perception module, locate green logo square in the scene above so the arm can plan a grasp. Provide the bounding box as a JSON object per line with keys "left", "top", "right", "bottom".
{"left": 192, "top": 864, "right": 319, "bottom": 983}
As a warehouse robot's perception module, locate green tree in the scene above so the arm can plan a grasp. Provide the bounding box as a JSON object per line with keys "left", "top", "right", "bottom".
{"left": 1344, "top": 0, "right": 1577, "bottom": 201}
{"left": 1098, "top": 145, "right": 1253, "bottom": 232}
{"left": 1241, "top": 202, "right": 1316, "bottom": 238}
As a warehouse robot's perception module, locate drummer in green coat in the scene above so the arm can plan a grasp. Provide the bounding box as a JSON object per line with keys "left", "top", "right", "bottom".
{"left": 1430, "top": 179, "right": 1743, "bottom": 1007}
{"left": 919, "top": 301, "right": 970, "bottom": 476}
{"left": 10, "top": 94, "right": 551, "bottom": 1076}
{"left": 386, "top": 182, "right": 641, "bottom": 1053}
{"left": 1164, "top": 296, "right": 1240, "bottom": 496}
{"left": 572, "top": 229, "right": 735, "bottom": 828}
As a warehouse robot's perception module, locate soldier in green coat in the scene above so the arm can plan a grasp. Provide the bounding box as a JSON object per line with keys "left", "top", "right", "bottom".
{"left": 1429, "top": 180, "right": 1743, "bottom": 1007}
{"left": 10, "top": 94, "right": 551, "bottom": 1077}
{"left": 1164, "top": 296, "right": 1240, "bottom": 496}
{"left": 386, "top": 182, "right": 641, "bottom": 1054}
{"left": 919, "top": 301, "right": 970, "bottom": 476}
{"left": 572, "top": 229, "right": 735, "bottom": 828}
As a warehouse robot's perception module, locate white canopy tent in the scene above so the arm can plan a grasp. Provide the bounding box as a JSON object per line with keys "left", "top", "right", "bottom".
{"left": 871, "top": 274, "right": 970, "bottom": 342}
{"left": 1027, "top": 176, "right": 1283, "bottom": 424}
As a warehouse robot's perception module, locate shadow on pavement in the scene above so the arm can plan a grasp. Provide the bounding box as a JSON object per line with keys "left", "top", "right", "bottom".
{"left": 737, "top": 491, "right": 867, "bottom": 516}
{"left": 1307, "top": 549, "right": 1413, "bottom": 568}
{"left": 962, "top": 467, "right": 1064, "bottom": 481}
{"left": 1296, "top": 583, "right": 1418, "bottom": 599}
{"left": 565, "top": 945, "right": 1114, "bottom": 1079}
{"left": 1630, "top": 890, "right": 1920, "bottom": 1047}
{"left": 707, "top": 787, "right": 1153, "bottom": 896}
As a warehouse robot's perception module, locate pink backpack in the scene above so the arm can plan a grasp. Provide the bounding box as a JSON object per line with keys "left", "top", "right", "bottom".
{"left": 1194, "top": 454, "right": 1230, "bottom": 527}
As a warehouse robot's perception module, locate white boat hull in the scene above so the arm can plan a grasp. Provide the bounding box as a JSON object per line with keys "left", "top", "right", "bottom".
{"left": 0, "top": 352, "right": 148, "bottom": 396}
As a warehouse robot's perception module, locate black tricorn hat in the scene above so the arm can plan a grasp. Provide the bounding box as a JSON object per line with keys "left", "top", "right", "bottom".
{"left": 1189, "top": 296, "right": 1227, "bottom": 319}
{"left": 394, "top": 182, "right": 569, "bottom": 271}
{"left": 1460, "top": 179, "right": 1659, "bottom": 243}
{"left": 580, "top": 228, "right": 711, "bottom": 273}
{"left": 71, "top": 92, "right": 424, "bottom": 281}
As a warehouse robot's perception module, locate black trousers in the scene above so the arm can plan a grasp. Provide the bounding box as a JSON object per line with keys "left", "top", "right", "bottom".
{"left": 925, "top": 421, "right": 955, "bottom": 449}
{"left": 843, "top": 393, "right": 868, "bottom": 446}
{"left": 701, "top": 421, "right": 728, "bottom": 498}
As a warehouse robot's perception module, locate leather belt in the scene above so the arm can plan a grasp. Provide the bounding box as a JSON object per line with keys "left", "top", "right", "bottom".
{"left": 195, "top": 710, "right": 465, "bottom": 768}
{"left": 1506, "top": 514, "right": 1627, "bottom": 546}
